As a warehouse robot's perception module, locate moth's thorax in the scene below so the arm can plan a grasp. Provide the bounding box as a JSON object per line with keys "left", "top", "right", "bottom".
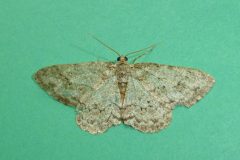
{"left": 116, "top": 62, "right": 130, "bottom": 83}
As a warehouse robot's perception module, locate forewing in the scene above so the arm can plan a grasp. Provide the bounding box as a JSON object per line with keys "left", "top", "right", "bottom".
{"left": 132, "top": 63, "right": 215, "bottom": 107}
{"left": 121, "top": 77, "right": 173, "bottom": 133}
{"left": 34, "top": 62, "right": 115, "bottom": 107}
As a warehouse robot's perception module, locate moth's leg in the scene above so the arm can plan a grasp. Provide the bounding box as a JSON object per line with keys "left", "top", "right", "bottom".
{"left": 125, "top": 44, "right": 156, "bottom": 56}
{"left": 70, "top": 43, "right": 111, "bottom": 61}
{"left": 132, "top": 52, "right": 149, "bottom": 63}
{"left": 125, "top": 44, "right": 156, "bottom": 63}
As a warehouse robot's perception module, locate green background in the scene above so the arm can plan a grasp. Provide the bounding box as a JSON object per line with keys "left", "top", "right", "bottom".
{"left": 1, "top": 0, "right": 239, "bottom": 160}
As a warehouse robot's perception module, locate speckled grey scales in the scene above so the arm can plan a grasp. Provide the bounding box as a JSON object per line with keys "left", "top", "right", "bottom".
{"left": 35, "top": 61, "right": 214, "bottom": 134}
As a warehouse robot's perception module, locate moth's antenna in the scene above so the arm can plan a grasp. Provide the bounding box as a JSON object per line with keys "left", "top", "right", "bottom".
{"left": 89, "top": 34, "right": 121, "bottom": 56}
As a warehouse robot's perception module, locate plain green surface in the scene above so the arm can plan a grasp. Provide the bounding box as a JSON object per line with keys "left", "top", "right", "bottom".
{"left": 1, "top": 0, "right": 240, "bottom": 160}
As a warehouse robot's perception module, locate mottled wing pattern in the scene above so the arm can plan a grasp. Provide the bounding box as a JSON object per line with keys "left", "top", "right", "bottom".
{"left": 35, "top": 61, "right": 215, "bottom": 134}
{"left": 122, "top": 77, "right": 173, "bottom": 132}
{"left": 35, "top": 62, "right": 122, "bottom": 134}
{"left": 121, "top": 63, "right": 214, "bottom": 133}
{"left": 76, "top": 76, "right": 122, "bottom": 134}
{"left": 35, "top": 62, "right": 114, "bottom": 106}
{"left": 132, "top": 63, "right": 215, "bottom": 107}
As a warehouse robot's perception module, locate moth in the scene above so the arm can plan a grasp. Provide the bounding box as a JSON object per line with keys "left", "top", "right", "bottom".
{"left": 34, "top": 36, "right": 215, "bottom": 134}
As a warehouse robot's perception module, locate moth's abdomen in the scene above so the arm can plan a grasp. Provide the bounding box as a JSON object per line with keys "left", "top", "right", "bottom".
{"left": 118, "top": 82, "right": 128, "bottom": 94}
{"left": 116, "top": 63, "right": 130, "bottom": 105}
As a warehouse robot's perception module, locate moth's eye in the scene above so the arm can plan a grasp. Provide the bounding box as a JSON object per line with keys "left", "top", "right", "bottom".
{"left": 124, "top": 57, "right": 128, "bottom": 61}
{"left": 117, "top": 57, "right": 120, "bottom": 61}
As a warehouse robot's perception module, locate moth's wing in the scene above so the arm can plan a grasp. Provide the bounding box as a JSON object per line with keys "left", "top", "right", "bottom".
{"left": 34, "top": 62, "right": 114, "bottom": 107}
{"left": 121, "top": 77, "right": 173, "bottom": 133}
{"left": 76, "top": 76, "right": 122, "bottom": 134}
{"left": 132, "top": 63, "right": 215, "bottom": 107}
{"left": 34, "top": 62, "right": 121, "bottom": 134}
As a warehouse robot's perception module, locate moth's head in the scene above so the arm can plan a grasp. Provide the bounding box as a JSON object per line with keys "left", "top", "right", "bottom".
{"left": 117, "top": 56, "right": 128, "bottom": 63}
